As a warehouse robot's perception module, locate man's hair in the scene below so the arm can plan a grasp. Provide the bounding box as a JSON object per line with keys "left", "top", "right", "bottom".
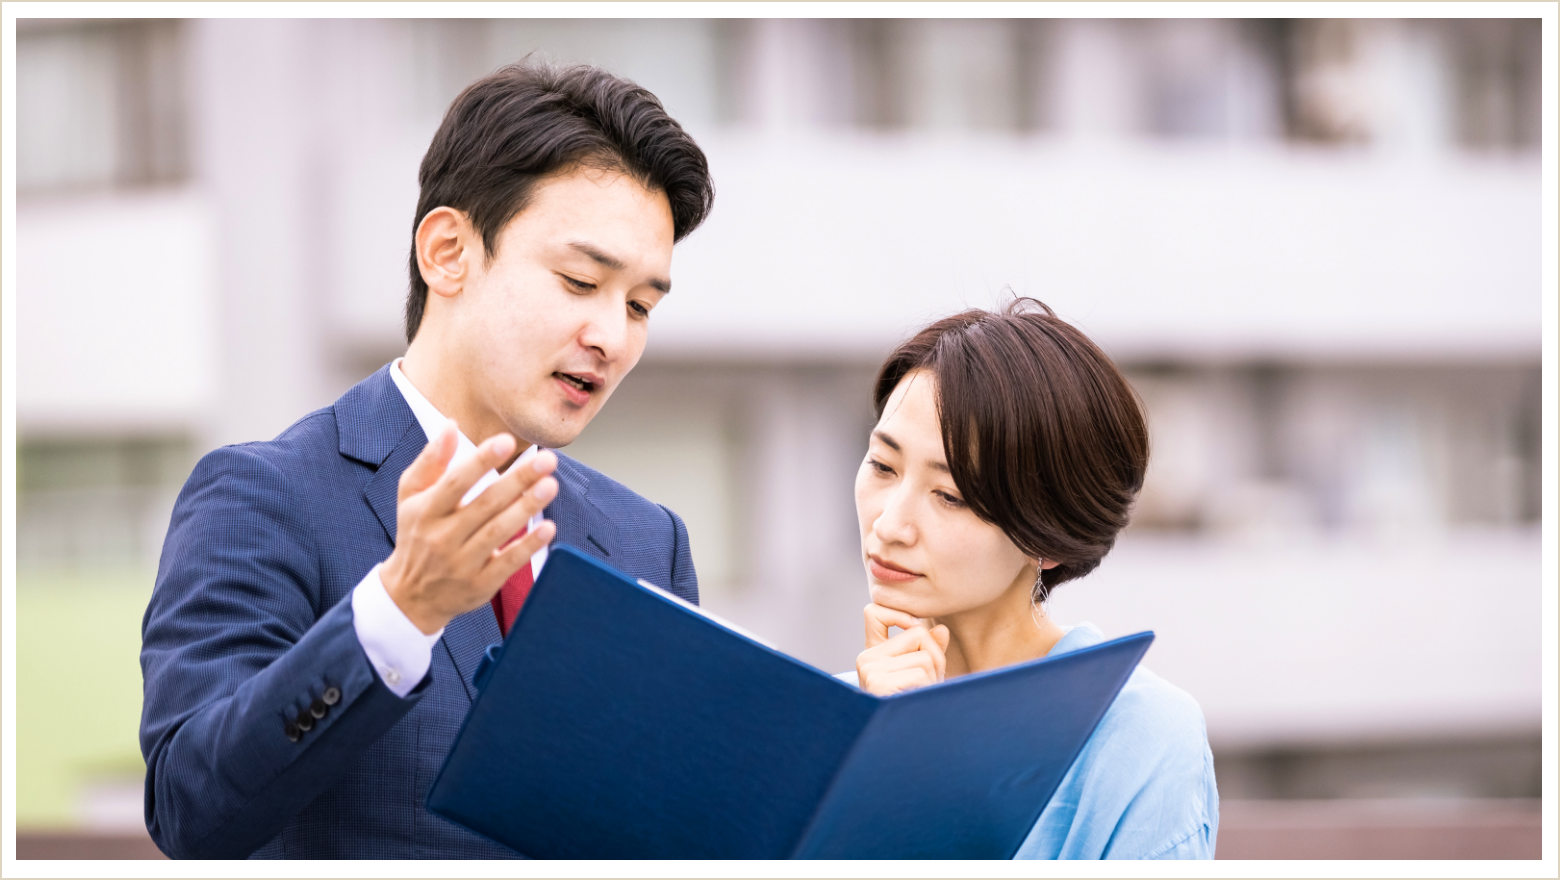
{"left": 872, "top": 298, "right": 1150, "bottom": 601}
{"left": 405, "top": 62, "right": 715, "bottom": 343}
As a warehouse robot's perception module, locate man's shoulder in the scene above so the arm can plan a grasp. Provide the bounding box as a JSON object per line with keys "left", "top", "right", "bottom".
{"left": 553, "top": 452, "right": 673, "bottom": 522}
{"left": 184, "top": 367, "right": 409, "bottom": 494}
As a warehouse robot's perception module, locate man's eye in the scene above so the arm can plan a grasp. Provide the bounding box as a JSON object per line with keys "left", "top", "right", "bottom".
{"left": 629, "top": 300, "right": 650, "bottom": 318}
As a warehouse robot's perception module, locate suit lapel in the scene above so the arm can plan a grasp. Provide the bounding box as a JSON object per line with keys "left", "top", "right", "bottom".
{"left": 441, "top": 608, "right": 501, "bottom": 701}
{"left": 548, "top": 457, "right": 621, "bottom": 566}
{"left": 363, "top": 424, "right": 426, "bottom": 545}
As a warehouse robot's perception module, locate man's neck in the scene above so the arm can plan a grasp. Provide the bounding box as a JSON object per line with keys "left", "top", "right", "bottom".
{"left": 399, "top": 343, "right": 524, "bottom": 470}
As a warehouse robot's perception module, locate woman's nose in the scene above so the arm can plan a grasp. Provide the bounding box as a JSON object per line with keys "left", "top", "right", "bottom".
{"left": 873, "top": 487, "right": 918, "bottom": 546}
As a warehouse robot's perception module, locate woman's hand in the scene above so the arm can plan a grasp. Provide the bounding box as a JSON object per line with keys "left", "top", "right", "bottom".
{"left": 855, "top": 603, "right": 951, "bottom": 696}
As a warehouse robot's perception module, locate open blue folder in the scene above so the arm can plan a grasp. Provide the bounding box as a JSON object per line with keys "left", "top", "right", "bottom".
{"left": 427, "top": 544, "right": 1152, "bottom": 859}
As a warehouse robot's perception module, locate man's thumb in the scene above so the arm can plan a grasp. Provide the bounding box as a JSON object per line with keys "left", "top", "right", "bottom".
{"left": 401, "top": 423, "right": 458, "bottom": 497}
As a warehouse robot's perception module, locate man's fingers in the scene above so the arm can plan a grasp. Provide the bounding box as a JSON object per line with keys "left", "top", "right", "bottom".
{"left": 864, "top": 603, "right": 927, "bottom": 648}
{"left": 456, "top": 449, "right": 558, "bottom": 534}
{"left": 467, "top": 475, "right": 558, "bottom": 558}
{"left": 423, "top": 432, "right": 518, "bottom": 514}
{"left": 482, "top": 520, "right": 557, "bottom": 589}
{"left": 398, "top": 423, "right": 459, "bottom": 502}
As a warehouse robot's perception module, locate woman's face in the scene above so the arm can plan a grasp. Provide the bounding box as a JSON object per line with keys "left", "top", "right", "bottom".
{"left": 855, "top": 369, "right": 1036, "bottom": 620}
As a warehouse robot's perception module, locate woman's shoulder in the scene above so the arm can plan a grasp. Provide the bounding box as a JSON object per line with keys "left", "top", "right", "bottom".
{"left": 1056, "top": 622, "right": 1210, "bottom": 760}
{"left": 1027, "top": 623, "right": 1218, "bottom": 860}
{"left": 1109, "top": 665, "right": 1209, "bottom": 744}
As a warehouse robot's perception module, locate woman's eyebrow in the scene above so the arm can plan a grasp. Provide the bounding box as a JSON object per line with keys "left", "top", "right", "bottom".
{"left": 873, "top": 430, "right": 951, "bottom": 473}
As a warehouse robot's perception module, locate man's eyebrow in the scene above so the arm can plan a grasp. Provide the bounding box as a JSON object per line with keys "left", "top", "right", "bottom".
{"left": 566, "top": 240, "right": 671, "bottom": 294}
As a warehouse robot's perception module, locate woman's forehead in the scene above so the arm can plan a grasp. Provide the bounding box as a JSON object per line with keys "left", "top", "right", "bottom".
{"left": 876, "top": 372, "right": 949, "bottom": 468}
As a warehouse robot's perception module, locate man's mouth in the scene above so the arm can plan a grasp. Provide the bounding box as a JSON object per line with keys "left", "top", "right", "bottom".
{"left": 553, "top": 371, "right": 603, "bottom": 407}
{"left": 554, "top": 372, "right": 597, "bottom": 393}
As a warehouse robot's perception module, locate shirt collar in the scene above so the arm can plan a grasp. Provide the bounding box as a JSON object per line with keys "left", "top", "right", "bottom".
{"left": 1048, "top": 621, "right": 1106, "bottom": 658}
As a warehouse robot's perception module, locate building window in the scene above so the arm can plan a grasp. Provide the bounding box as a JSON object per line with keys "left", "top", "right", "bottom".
{"left": 17, "top": 19, "right": 188, "bottom": 193}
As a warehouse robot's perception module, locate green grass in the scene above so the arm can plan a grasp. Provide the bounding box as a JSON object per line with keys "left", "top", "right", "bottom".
{"left": 16, "top": 567, "right": 155, "bottom": 828}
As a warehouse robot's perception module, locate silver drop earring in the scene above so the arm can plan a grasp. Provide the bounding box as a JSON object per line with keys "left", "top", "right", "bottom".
{"left": 1030, "top": 560, "right": 1048, "bottom": 634}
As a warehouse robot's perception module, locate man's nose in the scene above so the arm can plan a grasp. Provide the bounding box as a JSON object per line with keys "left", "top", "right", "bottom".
{"left": 577, "top": 300, "right": 629, "bottom": 362}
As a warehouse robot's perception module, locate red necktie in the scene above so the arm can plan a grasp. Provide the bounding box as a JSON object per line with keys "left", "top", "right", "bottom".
{"left": 491, "top": 528, "right": 534, "bottom": 637}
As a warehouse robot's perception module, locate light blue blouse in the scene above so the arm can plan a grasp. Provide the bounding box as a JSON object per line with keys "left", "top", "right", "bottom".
{"left": 840, "top": 622, "right": 1219, "bottom": 860}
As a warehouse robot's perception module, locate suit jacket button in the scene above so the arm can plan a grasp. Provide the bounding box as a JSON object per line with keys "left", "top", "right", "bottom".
{"left": 322, "top": 686, "right": 341, "bottom": 706}
{"left": 310, "top": 699, "right": 328, "bottom": 719}
{"left": 284, "top": 720, "right": 301, "bottom": 742}
{"left": 295, "top": 711, "right": 315, "bottom": 732}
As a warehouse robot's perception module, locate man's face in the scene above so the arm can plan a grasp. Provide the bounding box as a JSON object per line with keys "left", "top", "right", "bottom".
{"left": 444, "top": 166, "right": 675, "bottom": 450}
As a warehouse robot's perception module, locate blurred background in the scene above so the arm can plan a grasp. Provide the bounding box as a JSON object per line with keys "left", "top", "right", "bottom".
{"left": 12, "top": 16, "right": 1545, "bottom": 859}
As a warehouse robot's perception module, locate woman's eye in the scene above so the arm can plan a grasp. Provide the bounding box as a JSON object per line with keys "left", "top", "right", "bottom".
{"left": 935, "top": 490, "right": 967, "bottom": 509}
{"left": 867, "top": 458, "right": 894, "bottom": 476}
{"left": 561, "top": 275, "right": 594, "bottom": 292}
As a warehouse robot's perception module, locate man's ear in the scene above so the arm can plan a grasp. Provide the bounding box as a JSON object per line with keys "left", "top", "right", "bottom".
{"left": 415, "top": 206, "right": 474, "bottom": 299}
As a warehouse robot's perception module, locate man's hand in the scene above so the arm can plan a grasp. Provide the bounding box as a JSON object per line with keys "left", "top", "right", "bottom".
{"left": 855, "top": 603, "right": 951, "bottom": 696}
{"left": 380, "top": 424, "right": 559, "bottom": 634}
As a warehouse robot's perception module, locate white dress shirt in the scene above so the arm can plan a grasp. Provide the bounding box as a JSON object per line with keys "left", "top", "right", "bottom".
{"left": 350, "top": 359, "right": 548, "bottom": 697}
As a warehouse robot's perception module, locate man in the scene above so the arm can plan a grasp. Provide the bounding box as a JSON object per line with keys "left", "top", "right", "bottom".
{"left": 139, "top": 63, "right": 715, "bottom": 859}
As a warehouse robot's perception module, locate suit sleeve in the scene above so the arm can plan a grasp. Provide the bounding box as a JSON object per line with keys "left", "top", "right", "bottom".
{"left": 140, "top": 445, "right": 425, "bottom": 859}
{"left": 660, "top": 504, "right": 700, "bottom": 605}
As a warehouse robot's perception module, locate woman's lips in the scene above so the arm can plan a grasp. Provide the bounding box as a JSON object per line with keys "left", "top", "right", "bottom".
{"left": 868, "top": 555, "right": 922, "bottom": 584}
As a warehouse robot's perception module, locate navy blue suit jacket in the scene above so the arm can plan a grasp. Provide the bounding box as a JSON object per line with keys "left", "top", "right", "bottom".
{"left": 139, "top": 365, "right": 698, "bottom": 858}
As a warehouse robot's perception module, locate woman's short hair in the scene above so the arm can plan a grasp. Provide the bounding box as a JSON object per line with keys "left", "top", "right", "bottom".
{"left": 872, "top": 298, "right": 1149, "bottom": 600}
{"left": 405, "top": 61, "right": 715, "bottom": 343}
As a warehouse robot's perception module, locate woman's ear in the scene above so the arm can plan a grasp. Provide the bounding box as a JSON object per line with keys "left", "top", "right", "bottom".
{"left": 415, "top": 206, "right": 473, "bottom": 300}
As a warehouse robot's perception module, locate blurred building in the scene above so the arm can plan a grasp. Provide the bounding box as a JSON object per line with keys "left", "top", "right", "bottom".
{"left": 13, "top": 17, "right": 1544, "bottom": 857}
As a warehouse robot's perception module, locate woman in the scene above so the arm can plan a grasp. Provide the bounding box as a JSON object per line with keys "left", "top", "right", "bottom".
{"left": 846, "top": 298, "right": 1218, "bottom": 860}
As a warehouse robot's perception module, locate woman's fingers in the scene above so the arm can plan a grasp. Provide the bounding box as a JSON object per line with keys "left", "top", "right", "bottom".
{"left": 863, "top": 602, "right": 929, "bottom": 648}
{"left": 931, "top": 623, "right": 950, "bottom": 652}
{"left": 865, "top": 649, "right": 939, "bottom": 681}
{"left": 861, "top": 662, "right": 940, "bottom": 696}
{"left": 863, "top": 625, "right": 945, "bottom": 675}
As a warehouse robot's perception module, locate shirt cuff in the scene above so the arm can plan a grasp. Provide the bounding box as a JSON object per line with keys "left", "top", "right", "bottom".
{"left": 351, "top": 563, "right": 444, "bottom": 698}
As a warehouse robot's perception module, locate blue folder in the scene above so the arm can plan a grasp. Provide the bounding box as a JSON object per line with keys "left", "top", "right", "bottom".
{"left": 427, "top": 544, "right": 1152, "bottom": 859}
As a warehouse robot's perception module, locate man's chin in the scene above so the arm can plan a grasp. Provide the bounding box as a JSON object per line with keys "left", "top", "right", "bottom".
{"left": 518, "top": 410, "right": 597, "bottom": 451}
